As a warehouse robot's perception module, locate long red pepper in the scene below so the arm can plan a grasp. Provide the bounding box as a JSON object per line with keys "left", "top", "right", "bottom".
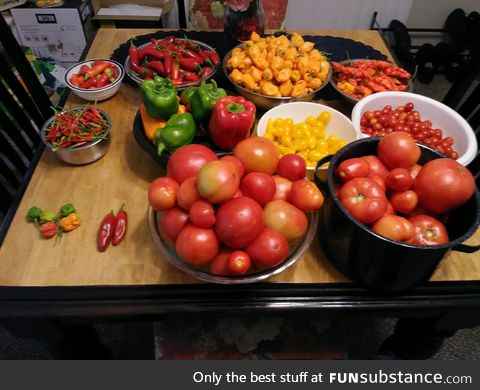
{"left": 112, "top": 205, "right": 127, "bottom": 246}
{"left": 97, "top": 211, "right": 117, "bottom": 252}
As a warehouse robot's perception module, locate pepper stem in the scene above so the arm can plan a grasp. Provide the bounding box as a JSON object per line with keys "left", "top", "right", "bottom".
{"left": 226, "top": 103, "right": 245, "bottom": 113}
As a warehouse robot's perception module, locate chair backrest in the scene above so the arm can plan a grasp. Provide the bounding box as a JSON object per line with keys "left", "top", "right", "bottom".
{"left": 0, "top": 14, "right": 52, "bottom": 244}
{"left": 442, "top": 42, "right": 480, "bottom": 186}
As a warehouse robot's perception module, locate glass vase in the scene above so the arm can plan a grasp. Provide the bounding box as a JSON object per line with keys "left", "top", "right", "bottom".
{"left": 224, "top": 0, "right": 265, "bottom": 43}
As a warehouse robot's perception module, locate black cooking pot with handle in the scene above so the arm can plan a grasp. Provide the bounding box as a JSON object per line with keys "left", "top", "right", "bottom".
{"left": 314, "top": 137, "right": 480, "bottom": 291}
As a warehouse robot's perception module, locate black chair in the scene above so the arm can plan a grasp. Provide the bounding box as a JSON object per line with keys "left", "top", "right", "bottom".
{"left": 0, "top": 14, "right": 53, "bottom": 244}
{"left": 442, "top": 41, "right": 480, "bottom": 186}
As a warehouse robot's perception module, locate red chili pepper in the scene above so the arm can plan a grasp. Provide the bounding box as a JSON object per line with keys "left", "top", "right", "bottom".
{"left": 139, "top": 43, "right": 165, "bottom": 61}
{"left": 158, "top": 36, "right": 175, "bottom": 47}
{"left": 205, "top": 50, "right": 219, "bottom": 66}
{"left": 112, "top": 205, "right": 127, "bottom": 246}
{"left": 130, "top": 61, "right": 151, "bottom": 79}
{"left": 208, "top": 96, "right": 256, "bottom": 149}
{"left": 177, "top": 57, "right": 201, "bottom": 72}
{"left": 85, "top": 62, "right": 109, "bottom": 80}
{"left": 200, "top": 66, "right": 213, "bottom": 77}
{"left": 147, "top": 60, "right": 166, "bottom": 76}
{"left": 79, "top": 64, "right": 90, "bottom": 75}
{"left": 181, "top": 70, "right": 199, "bottom": 82}
{"left": 170, "top": 60, "right": 181, "bottom": 82}
{"left": 129, "top": 40, "right": 141, "bottom": 66}
{"left": 97, "top": 211, "right": 117, "bottom": 252}
{"left": 163, "top": 52, "right": 173, "bottom": 78}
{"left": 182, "top": 49, "right": 204, "bottom": 63}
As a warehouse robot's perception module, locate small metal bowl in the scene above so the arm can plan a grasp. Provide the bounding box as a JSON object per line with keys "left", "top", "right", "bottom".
{"left": 330, "top": 58, "right": 414, "bottom": 104}
{"left": 40, "top": 109, "right": 111, "bottom": 165}
{"left": 222, "top": 46, "right": 331, "bottom": 110}
{"left": 124, "top": 39, "right": 219, "bottom": 89}
{"left": 148, "top": 206, "right": 318, "bottom": 284}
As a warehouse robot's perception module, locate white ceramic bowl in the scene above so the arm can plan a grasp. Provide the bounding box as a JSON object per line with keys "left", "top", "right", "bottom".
{"left": 256, "top": 102, "right": 359, "bottom": 174}
{"left": 64, "top": 59, "right": 124, "bottom": 101}
{"left": 351, "top": 91, "right": 478, "bottom": 166}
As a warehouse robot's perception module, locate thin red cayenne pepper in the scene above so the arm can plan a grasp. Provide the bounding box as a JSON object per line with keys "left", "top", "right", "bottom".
{"left": 112, "top": 205, "right": 127, "bottom": 246}
{"left": 97, "top": 211, "right": 117, "bottom": 252}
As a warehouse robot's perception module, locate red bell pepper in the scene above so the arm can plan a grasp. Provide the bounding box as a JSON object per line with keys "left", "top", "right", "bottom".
{"left": 208, "top": 96, "right": 256, "bottom": 149}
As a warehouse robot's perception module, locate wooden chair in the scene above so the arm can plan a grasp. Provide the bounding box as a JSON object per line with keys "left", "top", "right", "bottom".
{"left": 0, "top": 14, "right": 53, "bottom": 244}
{"left": 442, "top": 41, "right": 480, "bottom": 186}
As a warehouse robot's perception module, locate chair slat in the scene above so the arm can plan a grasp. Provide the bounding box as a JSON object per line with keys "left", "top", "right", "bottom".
{"left": 0, "top": 132, "right": 28, "bottom": 175}
{"left": 0, "top": 82, "right": 41, "bottom": 145}
{"left": 0, "top": 187, "right": 14, "bottom": 214}
{"left": 0, "top": 109, "right": 34, "bottom": 160}
{"left": 0, "top": 156, "right": 22, "bottom": 188}
{"left": 458, "top": 83, "right": 480, "bottom": 120}
{"left": 469, "top": 109, "right": 480, "bottom": 131}
{"left": 0, "top": 55, "right": 46, "bottom": 128}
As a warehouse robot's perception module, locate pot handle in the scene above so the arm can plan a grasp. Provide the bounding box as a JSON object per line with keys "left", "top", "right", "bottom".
{"left": 451, "top": 243, "right": 480, "bottom": 253}
{"left": 313, "top": 154, "right": 333, "bottom": 190}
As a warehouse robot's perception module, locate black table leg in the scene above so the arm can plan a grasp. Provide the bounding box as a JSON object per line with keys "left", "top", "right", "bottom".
{"left": 2, "top": 319, "right": 112, "bottom": 359}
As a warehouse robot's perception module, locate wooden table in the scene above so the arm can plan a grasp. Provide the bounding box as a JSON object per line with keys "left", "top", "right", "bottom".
{"left": 1, "top": 31, "right": 480, "bottom": 355}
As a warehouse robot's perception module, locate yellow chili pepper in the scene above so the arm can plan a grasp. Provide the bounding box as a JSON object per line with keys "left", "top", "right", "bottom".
{"left": 59, "top": 213, "right": 81, "bottom": 232}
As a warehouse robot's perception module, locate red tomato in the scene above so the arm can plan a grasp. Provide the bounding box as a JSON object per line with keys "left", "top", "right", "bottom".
{"left": 335, "top": 158, "right": 370, "bottom": 182}
{"left": 197, "top": 160, "right": 240, "bottom": 203}
{"left": 240, "top": 172, "right": 276, "bottom": 206}
{"left": 245, "top": 228, "right": 289, "bottom": 269}
{"left": 370, "top": 175, "right": 387, "bottom": 192}
{"left": 273, "top": 175, "right": 292, "bottom": 201}
{"left": 215, "top": 197, "right": 264, "bottom": 249}
{"left": 210, "top": 248, "right": 232, "bottom": 275}
{"left": 167, "top": 144, "right": 217, "bottom": 184}
{"left": 277, "top": 154, "right": 306, "bottom": 181}
{"left": 372, "top": 215, "right": 414, "bottom": 242}
{"left": 263, "top": 200, "right": 308, "bottom": 242}
{"left": 148, "top": 177, "right": 179, "bottom": 211}
{"left": 232, "top": 188, "right": 244, "bottom": 198}
{"left": 407, "top": 214, "right": 449, "bottom": 246}
{"left": 220, "top": 155, "right": 245, "bottom": 179}
{"left": 409, "top": 163, "right": 422, "bottom": 180}
{"left": 158, "top": 207, "right": 189, "bottom": 247}
{"left": 390, "top": 190, "right": 418, "bottom": 214}
{"left": 288, "top": 179, "right": 324, "bottom": 212}
{"left": 377, "top": 131, "right": 420, "bottom": 169}
{"left": 175, "top": 224, "right": 219, "bottom": 265}
{"left": 227, "top": 251, "right": 251, "bottom": 275}
{"left": 189, "top": 200, "right": 216, "bottom": 228}
{"left": 339, "top": 177, "right": 387, "bottom": 224}
{"left": 385, "top": 168, "right": 413, "bottom": 191}
{"left": 176, "top": 177, "right": 201, "bottom": 210}
{"left": 360, "top": 155, "right": 389, "bottom": 178}
{"left": 413, "top": 158, "right": 475, "bottom": 214}
{"left": 234, "top": 136, "right": 279, "bottom": 175}
{"left": 383, "top": 201, "right": 395, "bottom": 216}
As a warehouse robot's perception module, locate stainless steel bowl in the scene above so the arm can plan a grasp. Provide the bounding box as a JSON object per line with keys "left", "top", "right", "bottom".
{"left": 147, "top": 206, "right": 318, "bottom": 284}
{"left": 41, "top": 109, "right": 111, "bottom": 165}
{"left": 124, "top": 39, "right": 219, "bottom": 89}
{"left": 330, "top": 58, "right": 414, "bottom": 105}
{"left": 222, "top": 45, "right": 331, "bottom": 110}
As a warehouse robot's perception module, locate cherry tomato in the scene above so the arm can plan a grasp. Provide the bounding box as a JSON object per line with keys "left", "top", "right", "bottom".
{"left": 288, "top": 179, "right": 324, "bottom": 212}
{"left": 175, "top": 224, "right": 219, "bottom": 266}
{"left": 372, "top": 215, "right": 414, "bottom": 242}
{"left": 360, "top": 155, "right": 389, "bottom": 178}
{"left": 263, "top": 200, "right": 308, "bottom": 242}
{"left": 227, "top": 251, "right": 251, "bottom": 275}
{"left": 385, "top": 168, "right": 413, "bottom": 191}
{"left": 159, "top": 207, "right": 189, "bottom": 245}
{"left": 390, "top": 190, "right": 418, "bottom": 214}
{"left": 335, "top": 158, "right": 370, "bottom": 182}
{"left": 272, "top": 175, "right": 292, "bottom": 201}
{"left": 377, "top": 131, "right": 420, "bottom": 169}
{"left": 240, "top": 172, "right": 276, "bottom": 206}
{"left": 148, "top": 177, "right": 179, "bottom": 212}
{"left": 167, "top": 144, "right": 217, "bottom": 184}
{"left": 413, "top": 158, "right": 475, "bottom": 214}
{"left": 339, "top": 177, "right": 387, "bottom": 225}
{"left": 245, "top": 228, "right": 289, "bottom": 270}
{"left": 234, "top": 136, "right": 279, "bottom": 175}
{"left": 197, "top": 160, "right": 240, "bottom": 204}
{"left": 215, "top": 196, "right": 264, "bottom": 249}
{"left": 407, "top": 215, "right": 449, "bottom": 246}
{"left": 176, "top": 177, "right": 201, "bottom": 210}
{"left": 220, "top": 155, "right": 245, "bottom": 179}
{"left": 210, "top": 248, "right": 232, "bottom": 275}
{"left": 189, "top": 200, "right": 216, "bottom": 228}
{"left": 277, "top": 154, "right": 307, "bottom": 181}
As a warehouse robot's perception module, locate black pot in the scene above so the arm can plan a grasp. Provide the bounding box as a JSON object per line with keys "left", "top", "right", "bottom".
{"left": 314, "top": 137, "right": 480, "bottom": 291}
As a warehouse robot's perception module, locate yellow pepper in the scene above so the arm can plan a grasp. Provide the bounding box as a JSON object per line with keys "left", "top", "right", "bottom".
{"left": 59, "top": 213, "right": 81, "bottom": 232}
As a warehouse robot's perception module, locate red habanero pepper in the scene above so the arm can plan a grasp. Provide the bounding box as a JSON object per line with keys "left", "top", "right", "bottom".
{"left": 97, "top": 211, "right": 117, "bottom": 252}
{"left": 40, "top": 222, "right": 57, "bottom": 239}
{"left": 112, "top": 205, "right": 127, "bottom": 246}
{"left": 208, "top": 96, "right": 256, "bottom": 149}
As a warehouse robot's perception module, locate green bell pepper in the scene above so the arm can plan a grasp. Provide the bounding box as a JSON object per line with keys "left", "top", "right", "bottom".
{"left": 154, "top": 112, "right": 196, "bottom": 155}
{"left": 190, "top": 80, "right": 227, "bottom": 123}
{"left": 140, "top": 76, "right": 179, "bottom": 120}
{"left": 180, "top": 86, "right": 197, "bottom": 107}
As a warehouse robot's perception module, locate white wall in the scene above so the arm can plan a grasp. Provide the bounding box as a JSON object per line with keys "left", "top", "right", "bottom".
{"left": 284, "top": 0, "right": 413, "bottom": 30}
{"left": 407, "top": 0, "right": 480, "bottom": 28}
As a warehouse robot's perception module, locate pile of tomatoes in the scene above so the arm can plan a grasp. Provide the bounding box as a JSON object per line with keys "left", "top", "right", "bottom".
{"left": 335, "top": 131, "right": 475, "bottom": 245}
{"left": 148, "top": 137, "right": 324, "bottom": 276}
{"left": 69, "top": 60, "right": 119, "bottom": 89}
{"left": 360, "top": 102, "right": 459, "bottom": 160}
